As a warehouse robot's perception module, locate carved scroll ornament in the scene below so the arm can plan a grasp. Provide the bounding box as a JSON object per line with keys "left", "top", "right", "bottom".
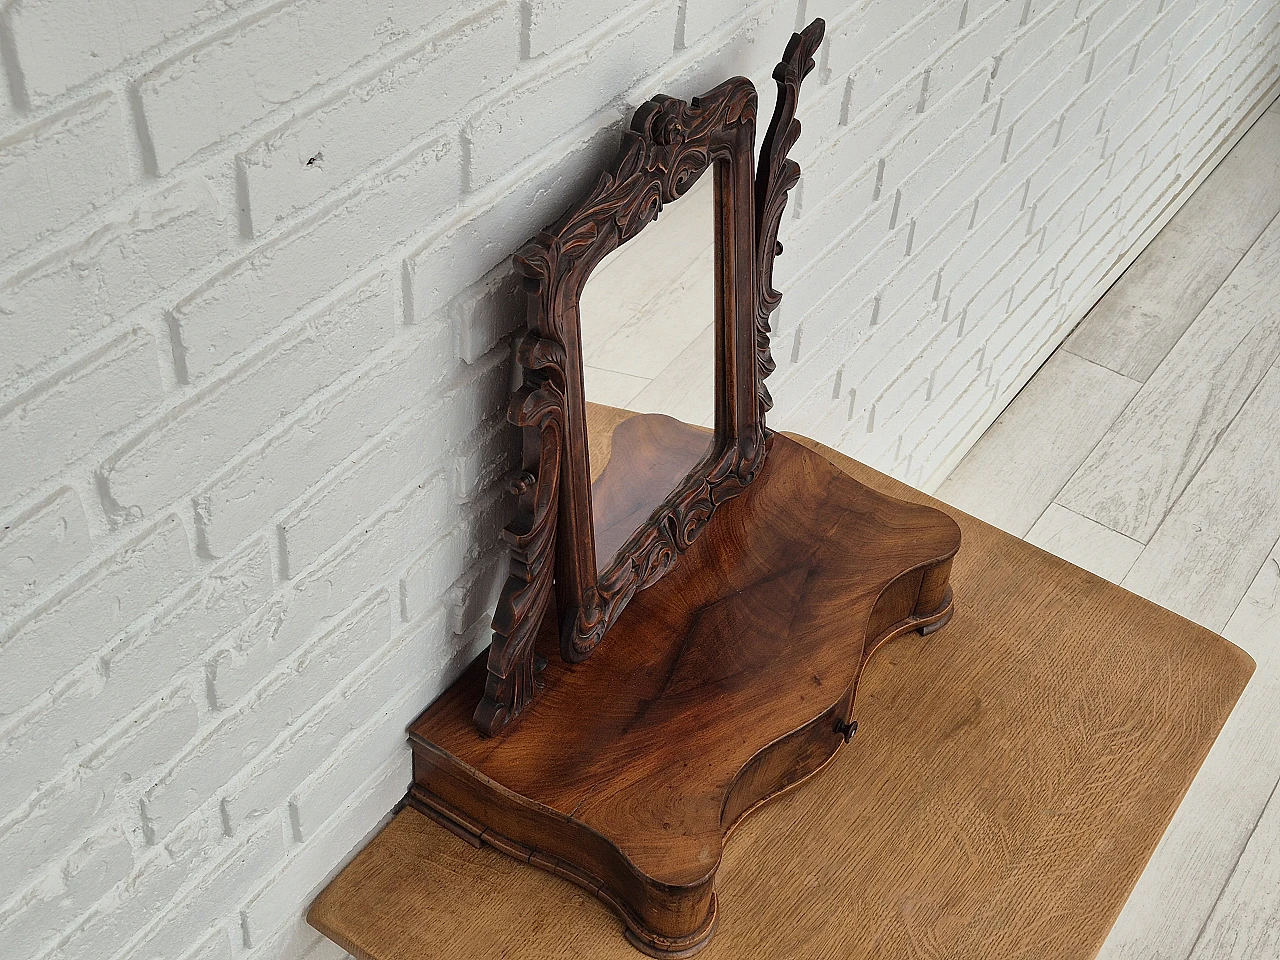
{"left": 475, "top": 20, "right": 827, "bottom": 736}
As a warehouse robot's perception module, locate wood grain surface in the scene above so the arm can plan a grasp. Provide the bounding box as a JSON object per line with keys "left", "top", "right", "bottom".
{"left": 1058, "top": 211, "right": 1280, "bottom": 545}
{"left": 937, "top": 350, "right": 1140, "bottom": 537}
{"left": 407, "top": 414, "right": 960, "bottom": 954}
{"left": 309, "top": 433, "right": 1253, "bottom": 960}
{"left": 1100, "top": 539, "right": 1280, "bottom": 960}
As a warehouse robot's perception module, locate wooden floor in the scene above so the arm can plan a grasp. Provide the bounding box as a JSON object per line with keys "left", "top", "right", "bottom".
{"left": 937, "top": 94, "right": 1280, "bottom": 960}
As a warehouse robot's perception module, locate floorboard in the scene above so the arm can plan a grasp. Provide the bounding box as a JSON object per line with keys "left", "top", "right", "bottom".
{"left": 1187, "top": 784, "right": 1280, "bottom": 960}
{"left": 1185, "top": 544, "right": 1280, "bottom": 960}
{"left": 1120, "top": 364, "right": 1280, "bottom": 632}
{"left": 1064, "top": 109, "right": 1280, "bottom": 382}
{"left": 1057, "top": 213, "right": 1280, "bottom": 544}
{"left": 934, "top": 351, "right": 1139, "bottom": 536}
{"left": 1025, "top": 503, "right": 1143, "bottom": 585}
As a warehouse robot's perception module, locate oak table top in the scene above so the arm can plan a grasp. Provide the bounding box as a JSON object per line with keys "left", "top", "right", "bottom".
{"left": 309, "top": 430, "right": 1252, "bottom": 960}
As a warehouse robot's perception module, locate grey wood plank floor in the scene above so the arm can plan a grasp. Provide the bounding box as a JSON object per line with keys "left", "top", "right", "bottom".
{"left": 936, "top": 96, "right": 1280, "bottom": 960}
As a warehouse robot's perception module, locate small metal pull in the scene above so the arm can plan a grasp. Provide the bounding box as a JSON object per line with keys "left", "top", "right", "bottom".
{"left": 834, "top": 719, "right": 858, "bottom": 743}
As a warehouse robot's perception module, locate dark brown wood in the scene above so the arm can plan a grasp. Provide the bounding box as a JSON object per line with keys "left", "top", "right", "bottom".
{"left": 754, "top": 21, "right": 823, "bottom": 422}
{"left": 589, "top": 413, "right": 711, "bottom": 570}
{"left": 477, "top": 21, "right": 826, "bottom": 735}
{"left": 408, "top": 415, "right": 961, "bottom": 956}
{"left": 308, "top": 436, "right": 1253, "bottom": 960}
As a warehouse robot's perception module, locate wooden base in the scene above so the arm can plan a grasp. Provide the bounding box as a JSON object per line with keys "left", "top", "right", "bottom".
{"left": 407, "top": 424, "right": 960, "bottom": 955}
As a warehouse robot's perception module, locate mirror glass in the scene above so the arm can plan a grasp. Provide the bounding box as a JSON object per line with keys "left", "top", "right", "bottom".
{"left": 579, "top": 169, "right": 716, "bottom": 572}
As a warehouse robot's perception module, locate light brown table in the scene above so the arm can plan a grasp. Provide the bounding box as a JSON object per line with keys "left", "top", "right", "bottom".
{"left": 309, "top": 431, "right": 1252, "bottom": 960}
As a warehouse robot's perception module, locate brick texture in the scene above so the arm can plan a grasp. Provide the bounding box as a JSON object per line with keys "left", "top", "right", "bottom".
{"left": 0, "top": 487, "right": 91, "bottom": 618}
{"left": 135, "top": 0, "right": 470, "bottom": 173}
{"left": 0, "top": 93, "right": 133, "bottom": 264}
{"left": 0, "top": 177, "right": 234, "bottom": 387}
{"left": 0, "top": 0, "right": 1275, "bottom": 958}
{"left": 2, "top": 0, "right": 253, "bottom": 107}
{"left": 237, "top": 2, "right": 519, "bottom": 233}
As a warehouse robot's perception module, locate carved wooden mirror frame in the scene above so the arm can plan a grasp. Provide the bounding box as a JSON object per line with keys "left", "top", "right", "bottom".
{"left": 476, "top": 22, "right": 825, "bottom": 736}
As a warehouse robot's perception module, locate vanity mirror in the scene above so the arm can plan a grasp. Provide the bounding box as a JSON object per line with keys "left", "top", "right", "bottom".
{"left": 474, "top": 59, "right": 773, "bottom": 734}
{"left": 406, "top": 19, "right": 964, "bottom": 957}
{"left": 579, "top": 169, "right": 716, "bottom": 572}
{"left": 580, "top": 170, "right": 715, "bottom": 429}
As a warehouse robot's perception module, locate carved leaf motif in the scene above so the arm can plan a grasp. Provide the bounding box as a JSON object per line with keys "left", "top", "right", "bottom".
{"left": 474, "top": 334, "right": 567, "bottom": 733}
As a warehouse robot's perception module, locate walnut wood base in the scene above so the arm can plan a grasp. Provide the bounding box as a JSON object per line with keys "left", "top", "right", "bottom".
{"left": 407, "top": 423, "right": 961, "bottom": 956}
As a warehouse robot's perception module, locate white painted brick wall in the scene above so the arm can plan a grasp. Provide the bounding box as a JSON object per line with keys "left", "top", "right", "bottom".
{"left": 0, "top": 177, "right": 235, "bottom": 385}
{"left": 0, "top": 487, "right": 91, "bottom": 616}
{"left": 135, "top": 0, "right": 467, "bottom": 174}
{"left": 238, "top": 2, "right": 518, "bottom": 233}
{"left": 2, "top": 333, "right": 166, "bottom": 503}
{"left": 0, "top": 1, "right": 1275, "bottom": 958}
{"left": 0, "top": 92, "right": 134, "bottom": 264}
